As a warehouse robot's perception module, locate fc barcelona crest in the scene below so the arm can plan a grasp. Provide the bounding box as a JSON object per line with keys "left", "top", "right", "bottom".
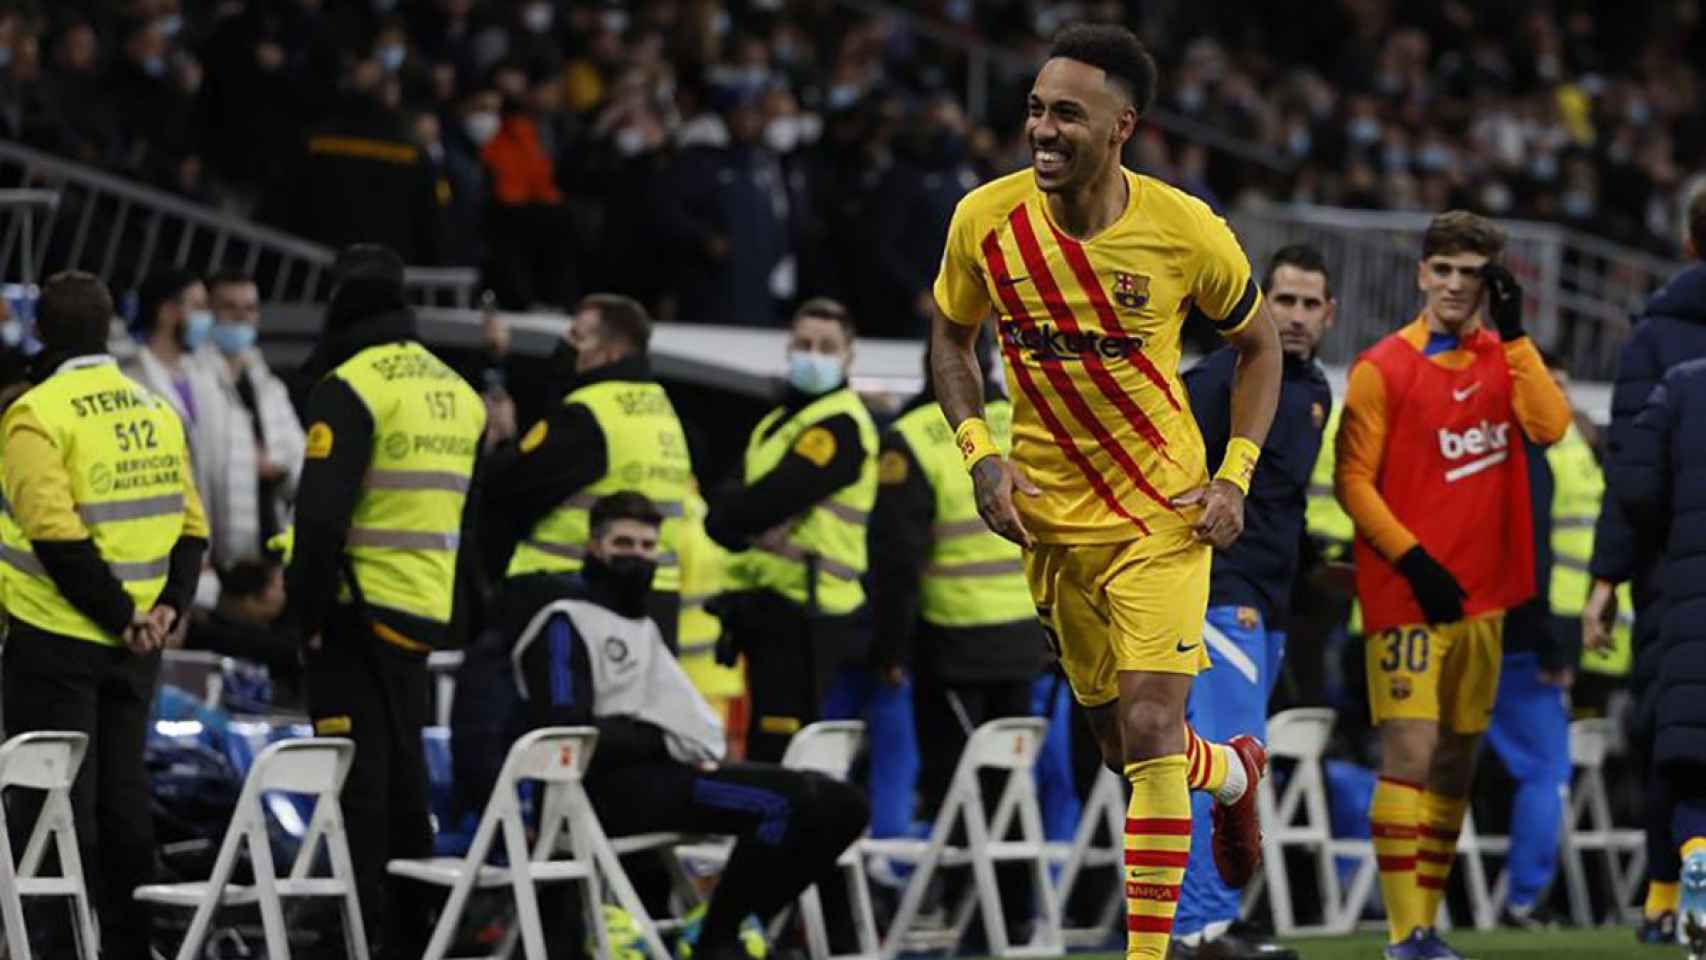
{"left": 1111, "top": 271, "right": 1149, "bottom": 311}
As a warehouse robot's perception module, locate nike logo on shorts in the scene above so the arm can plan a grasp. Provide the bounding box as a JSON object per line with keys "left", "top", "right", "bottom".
{"left": 1175, "top": 640, "right": 1199, "bottom": 653}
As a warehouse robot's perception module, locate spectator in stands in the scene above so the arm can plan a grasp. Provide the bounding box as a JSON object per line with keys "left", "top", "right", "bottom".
{"left": 108, "top": 17, "right": 200, "bottom": 190}
{"left": 458, "top": 491, "right": 868, "bottom": 959}
{"left": 1586, "top": 181, "right": 1706, "bottom": 942}
{"left": 37, "top": 19, "right": 118, "bottom": 167}
{"left": 0, "top": 10, "right": 50, "bottom": 147}
{"left": 481, "top": 77, "right": 575, "bottom": 308}
{"left": 657, "top": 80, "right": 791, "bottom": 326}
{"left": 206, "top": 269, "right": 306, "bottom": 559}
{"left": 268, "top": 63, "right": 445, "bottom": 264}
{"left": 440, "top": 83, "right": 500, "bottom": 266}
{"left": 186, "top": 556, "right": 302, "bottom": 708}
{"left": 1610, "top": 353, "right": 1706, "bottom": 957}
{"left": 0, "top": 288, "right": 31, "bottom": 410}
{"left": 195, "top": 0, "right": 310, "bottom": 194}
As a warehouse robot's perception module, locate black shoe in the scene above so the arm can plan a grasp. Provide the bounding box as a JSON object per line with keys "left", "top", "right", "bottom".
{"left": 1638, "top": 911, "right": 1677, "bottom": 945}
{"left": 1167, "top": 940, "right": 1200, "bottom": 960}
{"left": 1197, "top": 925, "right": 1299, "bottom": 960}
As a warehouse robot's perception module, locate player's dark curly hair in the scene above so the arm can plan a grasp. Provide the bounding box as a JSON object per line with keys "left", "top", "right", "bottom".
{"left": 1048, "top": 24, "right": 1158, "bottom": 114}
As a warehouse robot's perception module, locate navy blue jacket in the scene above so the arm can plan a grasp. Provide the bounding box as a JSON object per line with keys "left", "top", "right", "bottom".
{"left": 1503, "top": 440, "right": 1565, "bottom": 666}
{"left": 1608, "top": 356, "right": 1706, "bottom": 769}
{"left": 1590, "top": 262, "right": 1706, "bottom": 696}
{"left": 1185, "top": 349, "right": 1332, "bottom": 621}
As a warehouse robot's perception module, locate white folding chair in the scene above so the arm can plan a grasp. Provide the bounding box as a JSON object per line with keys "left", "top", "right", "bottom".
{"left": 1047, "top": 766, "right": 1125, "bottom": 949}
{"left": 159, "top": 649, "right": 236, "bottom": 708}
{"left": 389, "top": 727, "right": 649, "bottom": 960}
{"left": 1239, "top": 707, "right": 1343, "bottom": 936}
{"left": 1559, "top": 717, "right": 1646, "bottom": 925}
{"left": 1450, "top": 809, "right": 1505, "bottom": 931}
{"left": 427, "top": 650, "right": 464, "bottom": 728}
{"left": 863, "top": 716, "right": 1062, "bottom": 960}
{"left": 135, "top": 737, "right": 368, "bottom": 960}
{"left": 0, "top": 731, "right": 98, "bottom": 960}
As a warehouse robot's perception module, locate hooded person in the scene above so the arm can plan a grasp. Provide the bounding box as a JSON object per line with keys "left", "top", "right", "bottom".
{"left": 278, "top": 243, "right": 486, "bottom": 959}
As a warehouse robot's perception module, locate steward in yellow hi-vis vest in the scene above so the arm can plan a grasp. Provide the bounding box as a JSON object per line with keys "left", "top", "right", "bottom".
{"left": 705, "top": 299, "right": 877, "bottom": 762}
{"left": 0, "top": 271, "right": 209, "bottom": 960}
{"left": 869, "top": 351, "right": 1050, "bottom": 820}
{"left": 281, "top": 246, "right": 485, "bottom": 952}
{"left": 489, "top": 294, "right": 693, "bottom": 650}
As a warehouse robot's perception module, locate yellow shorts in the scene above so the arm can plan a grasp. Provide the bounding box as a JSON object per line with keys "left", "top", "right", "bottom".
{"left": 1025, "top": 528, "right": 1212, "bottom": 708}
{"left": 1365, "top": 614, "right": 1503, "bottom": 734}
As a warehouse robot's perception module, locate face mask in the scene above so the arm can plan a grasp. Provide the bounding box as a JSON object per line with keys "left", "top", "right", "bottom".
{"left": 157, "top": 14, "right": 184, "bottom": 38}
{"left": 523, "top": 2, "right": 555, "bottom": 33}
{"left": 1480, "top": 181, "right": 1513, "bottom": 215}
{"left": 1348, "top": 117, "right": 1382, "bottom": 145}
{"left": 615, "top": 125, "right": 649, "bottom": 156}
{"left": 787, "top": 350, "right": 844, "bottom": 395}
{"left": 1562, "top": 190, "right": 1595, "bottom": 218}
{"left": 763, "top": 116, "right": 800, "bottom": 154}
{"left": 378, "top": 45, "right": 405, "bottom": 71}
{"left": 182, "top": 308, "right": 214, "bottom": 350}
{"left": 1529, "top": 151, "right": 1559, "bottom": 182}
{"left": 210, "top": 323, "right": 257, "bottom": 356}
{"left": 1286, "top": 127, "right": 1312, "bottom": 158}
{"left": 0, "top": 318, "right": 22, "bottom": 348}
{"left": 582, "top": 554, "right": 657, "bottom": 617}
{"left": 1418, "top": 144, "right": 1453, "bottom": 173}
{"left": 0, "top": 46, "right": 12, "bottom": 70}
{"left": 600, "top": 9, "right": 629, "bottom": 33}
{"left": 141, "top": 55, "right": 167, "bottom": 78}
{"left": 464, "top": 110, "right": 500, "bottom": 145}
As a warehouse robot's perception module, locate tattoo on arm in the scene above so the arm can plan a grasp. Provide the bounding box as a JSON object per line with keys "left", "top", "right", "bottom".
{"left": 930, "top": 306, "right": 986, "bottom": 429}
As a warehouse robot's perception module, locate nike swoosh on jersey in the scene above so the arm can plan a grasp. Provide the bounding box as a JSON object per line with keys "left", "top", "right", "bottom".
{"left": 1452, "top": 382, "right": 1482, "bottom": 401}
{"left": 995, "top": 273, "right": 1029, "bottom": 287}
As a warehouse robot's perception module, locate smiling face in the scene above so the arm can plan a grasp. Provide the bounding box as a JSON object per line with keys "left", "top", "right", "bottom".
{"left": 1417, "top": 251, "right": 1489, "bottom": 332}
{"left": 1026, "top": 57, "right": 1136, "bottom": 195}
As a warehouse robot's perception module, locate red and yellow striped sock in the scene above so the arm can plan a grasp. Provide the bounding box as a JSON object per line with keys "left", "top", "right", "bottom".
{"left": 1371, "top": 775, "right": 1425, "bottom": 943}
{"left": 1417, "top": 791, "right": 1467, "bottom": 923}
{"left": 1184, "top": 725, "right": 1232, "bottom": 795}
{"left": 1123, "top": 755, "right": 1192, "bottom": 959}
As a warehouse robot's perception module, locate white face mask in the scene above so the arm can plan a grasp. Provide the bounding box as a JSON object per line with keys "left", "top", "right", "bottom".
{"left": 787, "top": 351, "right": 845, "bottom": 395}
{"left": 614, "top": 125, "right": 648, "bottom": 156}
{"left": 763, "top": 116, "right": 801, "bottom": 154}
{"left": 523, "top": 2, "right": 555, "bottom": 33}
{"left": 463, "top": 111, "right": 500, "bottom": 145}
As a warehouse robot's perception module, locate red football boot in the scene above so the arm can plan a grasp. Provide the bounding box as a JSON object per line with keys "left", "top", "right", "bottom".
{"left": 1212, "top": 734, "right": 1268, "bottom": 888}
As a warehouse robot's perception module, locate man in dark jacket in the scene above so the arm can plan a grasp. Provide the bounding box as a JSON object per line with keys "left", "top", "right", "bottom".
{"left": 1585, "top": 182, "right": 1706, "bottom": 939}
{"left": 1609, "top": 355, "right": 1706, "bottom": 956}
{"left": 1175, "top": 245, "right": 1333, "bottom": 960}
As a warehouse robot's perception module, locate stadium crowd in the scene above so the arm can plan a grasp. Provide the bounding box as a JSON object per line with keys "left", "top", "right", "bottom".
{"left": 1, "top": 0, "right": 1703, "bottom": 328}
{"left": 0, "top": 4, "right": 1705, "bottom": 960}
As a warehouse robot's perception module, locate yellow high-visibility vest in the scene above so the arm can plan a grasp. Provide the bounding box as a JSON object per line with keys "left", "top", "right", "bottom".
{"left": 1309, "top": 403, "right": 1361, "bottom": 634}
{"left": 677, "top": 492, "right": 743, "bottom": 700}
{"left": 1545, "top": 422, "right": 1633, "bottom": 676}
{"left": 0, "top": 357, "right": 197, "bottom": 644}
{"left": 332, "top": 341, "right": 484, "bottom": 626}
{"left": 725, "top": 388, "right": 877, "bottom": 615}
{"left": 888, "top": 398, "right": 1032, "bottom": 627}
{"left": 506, "top": 379, "right": 692, "bottom": 592}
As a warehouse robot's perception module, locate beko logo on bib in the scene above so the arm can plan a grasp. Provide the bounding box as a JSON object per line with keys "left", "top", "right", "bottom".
{"left": 1437, "top": 420, "right": 1511, "bottom": 482}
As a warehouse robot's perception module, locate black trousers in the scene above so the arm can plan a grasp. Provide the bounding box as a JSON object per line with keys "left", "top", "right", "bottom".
{"left": 2, "top": 624, "right": 159, "bottom": 960}
{"left": 739, "top": 593, "right": 865, "bottom": 763}
{"left": 546, "top": 761, "right": 867, "bottom": 954}
{"left": 304, "top": 610, "right": 433, "bottom": 960}
{"left": 913, "top": 660, "right": 1037, "bottom": 940}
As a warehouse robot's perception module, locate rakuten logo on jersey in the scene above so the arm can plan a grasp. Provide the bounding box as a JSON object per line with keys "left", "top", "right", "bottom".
{"left": 1004, "top": 323, "right": 1146, "bottom": 362}
{"left": 1437, "top": 420, "right": 1511, "bottom": 482}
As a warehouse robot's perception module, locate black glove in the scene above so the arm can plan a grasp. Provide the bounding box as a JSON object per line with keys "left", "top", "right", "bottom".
{"left": 704, "top": 592, "right": 744, "bottom": 667}
{"left": 1481, "top": 262, "right": 1524, "bottom": 340}
{"left": 1396, "top": 546, "right": 1467, "bottom": 624}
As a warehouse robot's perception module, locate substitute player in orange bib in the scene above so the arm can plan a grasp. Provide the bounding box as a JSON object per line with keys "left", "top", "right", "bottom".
{"left": 929, "top": 24, "right": 1283, "bottom": 960}
{"left": 1334, "top": 212, "right": 1571, "bottom": 960}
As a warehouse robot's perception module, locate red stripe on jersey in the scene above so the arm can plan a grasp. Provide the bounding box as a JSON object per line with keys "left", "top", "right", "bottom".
{"left": 1124, "top": 848, "right": 1192, "bottom": 868}
{"left": 1007, "top": 206, "right": 1176, "bottom": 516}
{"left": 1126, "top": 817, "right": 1194, "bottom": 836}
{"left": 979, "top": 229, "right": 1151, "bottom": 536}
{"left": 1047, "top": 219, "right": 1185, "bottom": 415}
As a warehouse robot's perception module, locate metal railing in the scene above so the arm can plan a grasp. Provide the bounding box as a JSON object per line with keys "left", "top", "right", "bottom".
{"left": 0, "top": 139, "right": 477, "bottom": 306}
{"left": 1228, "top": 205, "right": 1684, "bottom": 379}
{"left": 825, "top": 0, "right": 1293, "bottom": 174}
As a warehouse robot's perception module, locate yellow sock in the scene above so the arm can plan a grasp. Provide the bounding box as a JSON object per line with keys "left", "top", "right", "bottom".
{"left": 1184, "top": 725, "right": 1231, "bottom": 795}
{"left": 1648, "top": 881, "right": 1681, "bottom": 918}
{"left": 1123, "top": 755, "right": 1192, "bottom": 959}
{"left": 1371, "top": 775, "right": 1425, "bottom": 943}
{"left": 1417, "top": 791, "right": 1468, "bottom": 924}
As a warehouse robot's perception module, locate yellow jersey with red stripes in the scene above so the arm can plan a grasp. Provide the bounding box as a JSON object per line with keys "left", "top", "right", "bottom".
{"left": 933, "top": 167, "right": 1262, "bottom": 544}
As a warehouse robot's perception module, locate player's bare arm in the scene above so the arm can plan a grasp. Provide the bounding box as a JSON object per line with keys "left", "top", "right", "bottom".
{"left": 1172, "top": 298, "right": 1282, "bottom": 548}
{"left": 930, "top": 306, "right": 1038, "bottom": 548}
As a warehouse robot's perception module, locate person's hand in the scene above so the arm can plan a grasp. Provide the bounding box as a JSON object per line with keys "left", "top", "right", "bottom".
{"left": 148, "top": 605, "right": 182, "bottom": 649}
{"left": 1481, "top": 262, "right": 1525, "bottom": 340}
{"left": 481, "top": 300, "right": 510, "bottom": 358}
{"left": 970, "top": 456, "right": 1038, "bottom": 549}
{"left": 1395, "top": 545, "right": 1467, "bottom": 624}
{"left": 1539, "top": 666, "right": 1575, "bottom": 689}
{"left": 878, "top": 664, "right": 907, "bottom": 687}
{"left": 123, "top": 608, "right": 161, "bottom": 654}
{"left": 257, "top": 455, "right": 288, "bottom": 483}
{"left": 1171, "top": 479, "right": 1246, "bottom": 549}
{"left": 1582, "top": 578, "right": 1618, "bottom": 652}
{"left": 483, "top": 389, "right": 518, "bottom": 448}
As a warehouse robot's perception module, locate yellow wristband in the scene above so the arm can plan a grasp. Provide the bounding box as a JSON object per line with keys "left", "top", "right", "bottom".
{"left": 954, "top": 418, "right": 1000, "bottom": 472}
{"left": 1215, "top": 436, "right": 1261, "bottom": 495}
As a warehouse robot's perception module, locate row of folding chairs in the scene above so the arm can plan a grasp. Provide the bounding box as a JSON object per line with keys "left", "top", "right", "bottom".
{"left": 1241, "top": 709, "right": 1647, "bottom": 935}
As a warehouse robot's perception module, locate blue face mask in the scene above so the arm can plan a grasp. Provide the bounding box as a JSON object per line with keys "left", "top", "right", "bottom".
{"left": 182, "top": 308, "right": 215, "bottom": 350}
{"left": 210, "top": 322, "right": 257, "bottom": 356}
{"left": 377, "top": 45, "right": 405, "bottom": 71}
{"left": 787, "top": 350, "right": 845, "bottom": 395}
